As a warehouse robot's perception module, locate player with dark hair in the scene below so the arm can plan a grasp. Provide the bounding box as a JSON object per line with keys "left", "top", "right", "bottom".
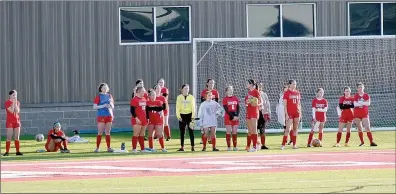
{"left": 223, "top": 86, "right": 240, "bottom": 151}
{"left": 307, "top": 88, "right": 328, "bottom": 147}
{"left": 45, "top": 122, "right": 70, "bottom": 153}
{"left": 146, "top": 88, "right": 167, "bottom": 152}
{"left": 282, "top": 79, "right": 301, "bottom": 150}
{"left": 245, "top": 79, "right": 261, "bottom": 152}
{"left": 93, "top": 83, "right": 114, "bottom": 153}
{"left": 176, "top": 84, "right": 196, "bottom": 151}
{"left": 132, "top": 79, "right": 149, "bottom": 99}
{"left": 3, "top": 90, "right": 23, "bottom": 156}
{"left": 354, "top": 82, "right": 377, "bottom": 147}
{"left": 334, "top": 86, "right": 354, "bottom": 147}
{"left": 157, "top": 78, "right": 171, "bottom": 141}
{"left": 130, "top": 86, "right": 151, "bottom": 153}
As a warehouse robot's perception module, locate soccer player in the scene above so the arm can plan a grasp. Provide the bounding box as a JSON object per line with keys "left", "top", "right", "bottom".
{"left": 93, "top": 83, "right": 114, "bottom": 153}
{"left": 307, "top": 88, "right": 328, "bottom": 147}
{"left": 130, "top": 86, "right": 151, "bottom": 153}
{"left": 132, "top": 79, "right": 149, "bottom": 99}
{"left": 157, "top": 78, "right": 171, "bottom": 141}
{"left": 198, "top": 91, "right": 223, "bottom": 151}
{"left": 3, "top": 90, "right": 23, "bottom": 156}
{"left": 176, "top": 84, "right": 196, "bottom": 151}
{"left": 276, "top": 85, "right": 292, "bottom": 145}
{"left": 200, "top": 79, "right": 219, "bottom": 144}
{"left": 45, "top": 122, "right": 70, "bottom": 153}
{"left": 245, "top": 79, "right": 261, "bottom": 152}
{"left": 223, "top": 86, "right": 240, "bottom": 151}
{"left": 146, "top": 89, "right": 167, "bottom": 152}
{"left": 334, "top": 86, "right": 354, "bottom": 147}
{"left": 354, "top": 83, "right": 377, "bottom": 147}
{"left": 282, "top": 79, "right": 301, "bottom": 150}
{"left": 257, "top": 83, "right": 270, "bottom": 150}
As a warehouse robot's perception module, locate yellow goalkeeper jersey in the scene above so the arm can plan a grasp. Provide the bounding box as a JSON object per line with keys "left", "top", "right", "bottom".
{"left": 176, "top": 94, "right": 196, "bottom": 120}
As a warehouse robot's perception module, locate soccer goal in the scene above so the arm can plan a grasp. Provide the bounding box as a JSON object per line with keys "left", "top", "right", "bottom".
{"left": 192, "top": 36, "right": 396, "bottom": 133}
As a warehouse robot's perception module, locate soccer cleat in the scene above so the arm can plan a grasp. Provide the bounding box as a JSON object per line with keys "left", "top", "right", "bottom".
{"left": 153, "top": 136, "right": 158, "bottom": 140}
{"left": 292, "top": 145, "right": 298, "bottom": 149}
{"left": 256, "top": 143, "right": 262, "bottom": 149}
{"left": 131, "top": 149, "right": 138, "bottom": 153}
{"left": 161, "top": 148, "right": 167, "bottom": 152}
{"left": 16, "top": 152, "right": 23, "bottom": 156}
{"left": 61, "top": 149, "right": 70, "bottom": 153}
{"left": 233, "top": 147, "right": 239, "bottom": 151}
{"left": 333, "top": 143, "right": 340, "bottom": 147}
{"left": 202, "top": 148, "right": 206, "bottom": 152}
{"left": 107, "top": 148, "right": 114, "bottom": 153}
{"left": 151, "top": 148, "right": 157, "bottom": 152}
{"left": 166, "top": 137, "right": 171, "bottom": 141}
{"left": 177, "top": 148, "right": 184, "bottom": 152}
{"left": 287, "top": 141, "right": 292, "bottom": 145}
{"left": 212, "top": 148, "right": 220, "bottom": 152}
{"left": 359, "top": 143, "right": 365, "bottom": 147}
{"left": 370, "top": 142, "right": 377, "bottom": 146}
{"left": 261, "top": 145, "right": 269, "bottom": 150}
{"left": 307, "top": 144, "right": 312, "bottom": 147}
{"left": 200, "top": 140, "right": 203, "bottom": 144}
{"left": 248, "top": 148, "right": 257, "bottom": 152}
{"left": 94, "top": 148, "right": 100, "bottom": 153}
{"left": 141, "top": 149, "right": 151, "bottom": 153}
{"left": 227, "top": 147, "right": 232, "bottom": 151}
{"left": 280, "top": 146, "right": 285, "bottom": 150}
{"left": 3, "top": 152, "right": 9, "bottom": 156}
{"left": 344, "top": 143, "right": 349, "bottom": 147}
{"left": 191, "top": 147, "right": 195, "bottom": 152}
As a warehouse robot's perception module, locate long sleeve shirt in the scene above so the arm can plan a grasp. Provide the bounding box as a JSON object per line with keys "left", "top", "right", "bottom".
{"left": 260, "top": 91, "right": 271, "bottom": 116}
{"left": 176, "top": 94, "right": 196, "bottom": 120}
{"left": 198, "top": 100, "right": 222, "bottom": 128}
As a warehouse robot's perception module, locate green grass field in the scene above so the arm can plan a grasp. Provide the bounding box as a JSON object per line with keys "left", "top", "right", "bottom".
{"left": 1, "top": 130, "right": 395, "bottom": 193}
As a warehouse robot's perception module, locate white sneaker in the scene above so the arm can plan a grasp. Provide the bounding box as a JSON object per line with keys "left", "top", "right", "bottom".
{"left": 141, "top": 149, "right": 152, "bottom": 153}
{"left": 233, "top": 147, "right": 239, "bottom": 151}
{"left": 256, "top": 144, "right": 262, "bottom": 150}
{"left": 281, "top": 146, "right": 285, "bottom": 150}
{"left": 227, "top": 147, "right": 232, "bottom": 151}
{"left": 292, "top": 145, "right": 298, "bottom": 149}
{"left": 161, "top": 148, "right": 167, "bottom": 152}
{"left": 151, "top": 148, "right": 157, "bottom": 152}
{"left": 248, "top": 148, "right": 257, "bottom": 152}
{"left": 132, "top": 149, "right": 138, "bottom": 153}
{"left": 107, "top": 148, "right": 114, "bottom": 153}
{"left": 333, "top": 143, "right": 341, "bottom": 147}
{"left": 94, "top": 148, "right": 100, "bottom": 153}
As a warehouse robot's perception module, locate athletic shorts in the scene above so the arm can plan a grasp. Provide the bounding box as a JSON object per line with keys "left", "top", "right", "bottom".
{"left": 131, "top": 117, "right": 148, "bottom": 126}
{"left": 97, "top": 116, "right": 113, "bottom": 123}
{"left": 6, "top": 122, "right": 20, "bottom": 129}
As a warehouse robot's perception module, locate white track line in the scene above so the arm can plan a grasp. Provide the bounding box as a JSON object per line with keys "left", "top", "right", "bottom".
{"left": 1, "top": 151, "right": 394, "bottom": 167}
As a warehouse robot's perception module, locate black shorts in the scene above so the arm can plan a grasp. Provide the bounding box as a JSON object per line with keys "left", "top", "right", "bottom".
{"left": 257, "top": 111, "right": 266, "bottom": 134}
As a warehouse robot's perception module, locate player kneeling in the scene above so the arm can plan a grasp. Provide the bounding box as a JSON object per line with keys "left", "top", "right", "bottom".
{"left": 198, "top": 91, "right": 223, "bottom": 151}
{"left": 45, "top": 122, "right": 70, "bottom": 153}
{"left": 147, "top": 89, "right": 167, "bottom": 152}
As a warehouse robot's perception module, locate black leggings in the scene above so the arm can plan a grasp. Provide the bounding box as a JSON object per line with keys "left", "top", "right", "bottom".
{"left": 179, "top": 113, "right": 195, "bottom": 147}
{"left": 258, "top": 111, "right": 266, "bottom": 135}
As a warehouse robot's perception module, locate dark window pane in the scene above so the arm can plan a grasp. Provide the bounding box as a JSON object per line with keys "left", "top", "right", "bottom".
{"left": 349, "top": 3, "right": 381, "bottom": 36}
{"left": 282, "top": 4, "right": 315, "bottom": 37}
{"left": 247, "top": 5, "right": 280, "bottom": 37}
{"left": 120, "top": 7, "right": 154, "bottom": 43}
{"left": 156, "top": 7, "right": 190, "bottom": 42}
{"left": 383, "top": 3, "right": 396, "bottom": 35}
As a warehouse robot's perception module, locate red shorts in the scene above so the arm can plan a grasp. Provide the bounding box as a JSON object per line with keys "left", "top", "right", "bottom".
{"left": 224, "top": 119, "right": 239, "bottom": 126}
{"left": 45, "top": 141, "right": 60, "bottom": 152}
{"left": 315, "top": 116, "right": 326, "bottom": 123}
{"left": 149, "top": 118, "right": 163, "bottom": 126}
{"left": 339, "top": 113, "right": 354, "bottom": 123}
{"left": 6, "top": 121, "right": 20, "bottom": 129}
{"left": 131, "top": 117, "right": 148, "bottom": 126}
{"left": 97, "top": 116, "right": 113, "bottom": 123}
{"left": 354, "top": 111, "right": 369, "bottom": 119}
{"left": 287, "top": 112, "right": 300, "bottom": 120}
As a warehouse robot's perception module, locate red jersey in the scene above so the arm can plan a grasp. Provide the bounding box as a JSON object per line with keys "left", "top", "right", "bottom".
{"left": 339, "top": 96, "right": 354, "bottom": 115}
{"left": 147, "top": 100, "right": 164, "bottom": 122}
{"left": 245, "top": 89, "right": 261, "bottom": 116}
{"left": 130, "top": 96, "right": 147, "bottom": 120}
{"left": 201, "top": 89, "right": 219, "bottom": 101}
{"left": 222, "top": 96, "right": 239, "bottom": 120}
{"left": 161, "top": 87, "right": 169, "bottom": 98}
{"left": 143, "top": 92, "right": 148, "bottom": 99}
{"left": 156, "top": 96, "right": 168, "bottom": 116}
{"left": 312, "top": 98, "right": 328, "bottom": 120}
{"left": 283, "top": 90, "right": 301, "bottom": 114}
{"left": 4, "top": 100, "right": 20, "bottom": 123}
{"left": 46, "top": 129, "right": 65, "bottom": 144}
{"left": 354, "top": 93, "right": 370, "bottom": 115}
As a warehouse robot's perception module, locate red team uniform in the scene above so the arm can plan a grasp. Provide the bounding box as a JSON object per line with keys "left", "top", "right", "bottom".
{"left": 5, "top": 100, "right": 20, "bottom": 128}
{"left": 312, "top": 98, "right": 328, "bottom": 122}
{"left": 147, "top": 100, "right": 164, "bottom": 125}
{"left": 354, "top": 93, "right": 370, "bottom": 119}
{"left": 130, "top": 96, "right": 148, "bottom": 126}
{"left": 223, "top": 96, "right": 240, "bottom": 126}
{"left": 201, "top": 89, "right": 219, "bottom": 101}
{"left": 283, "top": 90, "right": 301, "bottom": 119}
{"left": 161, "top": 87, "right": 169, "bottom": 98}
{"left": 339, "top": 96, "right": 355, "bottom": 123}
{"left": 156, "top": 96, "right": 168, "bottom": 117}
{"left": 45, "top": 129, "right": 67, "bottom": 152}
{"left": 245, "top": 89, "right": 261, "bottom": 119}
{"left": 93, "top": 94, "right": 114, "bottom": 123}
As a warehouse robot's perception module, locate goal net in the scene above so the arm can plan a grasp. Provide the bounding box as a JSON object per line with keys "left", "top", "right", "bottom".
{"left": 193, "top": 36, "right": 396, "bottom": 133}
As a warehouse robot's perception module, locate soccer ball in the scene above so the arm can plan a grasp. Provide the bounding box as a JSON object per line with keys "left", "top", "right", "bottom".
{"left": 35, "top": 134, "right": 45, "bottom": 142}
{"left": 312, "top": 139, "right": 321, "bottom": 147}
{"left": 248, "top": 97, "right": 258, "bottom": 106}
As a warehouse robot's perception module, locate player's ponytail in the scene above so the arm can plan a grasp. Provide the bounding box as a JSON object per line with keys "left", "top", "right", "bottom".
{"left": 98, "top": 83, "right": 107, "bottom": 93}
{"left": 248, "top": 79, "right": 256, "bottom": 85}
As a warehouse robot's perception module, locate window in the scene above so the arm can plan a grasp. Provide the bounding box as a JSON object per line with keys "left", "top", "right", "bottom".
{"left": 348, "top": 2, "right": 396, "bottom": 36}
{"left": 246, "top": 3, "right": 316, "bottom": 38}
{"left": 119, "top": 6, "right": 191, "bottom": 45}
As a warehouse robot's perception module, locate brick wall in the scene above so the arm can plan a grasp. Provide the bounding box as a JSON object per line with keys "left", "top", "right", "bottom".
{"left": 1, "top": 102, "right": 179, "bottom": 136}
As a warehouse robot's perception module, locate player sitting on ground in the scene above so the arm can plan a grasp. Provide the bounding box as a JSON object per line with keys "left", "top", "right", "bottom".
{"left": 67, "top": 130, "right": 89, "bottom": 143}
{"left": 307, "top": 88, "right": 328, "bottom": 147}
{"left": 198, "top": 91, "right": 223, "bottom": 151}
{"left": 45, "top": 122, "right": 70, "bottom": 153}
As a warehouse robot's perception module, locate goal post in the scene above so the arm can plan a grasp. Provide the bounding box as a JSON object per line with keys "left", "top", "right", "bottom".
{"left": 192, "top": 35, "right": 396, "bottom": 133}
